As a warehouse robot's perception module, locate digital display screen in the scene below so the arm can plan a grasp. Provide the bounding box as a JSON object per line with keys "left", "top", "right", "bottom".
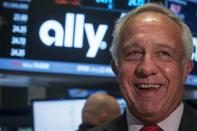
{"left": 0, "top": 0, "right": 197, "bottom": 86}
{"left": 32, "top": 99, "right": 86, "bottom": 131}
{"left": 0, "top": 0, "right": 121, "bottom": 77}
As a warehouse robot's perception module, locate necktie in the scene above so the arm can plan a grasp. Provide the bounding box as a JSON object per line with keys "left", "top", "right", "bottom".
{"left": 140, "top": 125, "right": 164, "bottom": 131}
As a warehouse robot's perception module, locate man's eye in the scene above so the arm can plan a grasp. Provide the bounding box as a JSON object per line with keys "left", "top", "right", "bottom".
{"left": 124, "top": 50, "right": 143, "bottom": 61}
{"left": 157, "top": 50, "right": 175, "bottom": 61}
{"left": 159, "top": 51, "right": 172, "bottom": 56}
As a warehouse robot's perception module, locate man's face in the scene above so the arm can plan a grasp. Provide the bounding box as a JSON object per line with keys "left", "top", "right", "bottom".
{"left": 114, "top": 12, "right": 193, "bottom": 123}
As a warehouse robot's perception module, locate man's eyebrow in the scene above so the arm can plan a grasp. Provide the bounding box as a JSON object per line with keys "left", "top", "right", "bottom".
{"left": 122, "top": 42, "right": 140, "bottom": 49}
{"left": 120, "top": 44, "right": 140, "bottom": 54}
{"left": 155, "top": 43, "right": 175, "bottom": 50}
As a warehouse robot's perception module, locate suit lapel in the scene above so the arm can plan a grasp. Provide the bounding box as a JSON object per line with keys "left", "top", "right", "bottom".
{"left": 179, "top": 104, "right": 197, "bottom": 131}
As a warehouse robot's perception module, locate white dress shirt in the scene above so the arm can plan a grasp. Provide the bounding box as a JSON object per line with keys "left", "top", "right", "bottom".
{"left": 127, "top": 102, "right": 184, "bottom": 131}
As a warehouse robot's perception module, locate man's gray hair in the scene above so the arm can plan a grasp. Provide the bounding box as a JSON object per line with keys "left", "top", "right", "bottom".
{"left": 110, "top": 3, "right": 193, "bottom": 63}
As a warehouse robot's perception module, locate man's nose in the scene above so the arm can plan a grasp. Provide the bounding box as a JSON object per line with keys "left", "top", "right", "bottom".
{"left": 135, "top": 55, "right": 158, "bottom": 78}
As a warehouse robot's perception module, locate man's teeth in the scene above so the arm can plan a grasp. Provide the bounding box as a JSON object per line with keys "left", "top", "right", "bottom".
{"left": 136, "top": 84, "right": 160, "bottom": 89}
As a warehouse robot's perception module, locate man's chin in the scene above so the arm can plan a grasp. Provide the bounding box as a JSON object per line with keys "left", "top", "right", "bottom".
{"left": 133, "top": 107, "right": 164, "bottom": 123}
{"left": 136, "top": 113, "right": 163, "bottom": 124}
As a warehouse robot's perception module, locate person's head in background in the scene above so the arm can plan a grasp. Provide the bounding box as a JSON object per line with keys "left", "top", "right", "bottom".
{"left": 78, "top": 93, "right": 121, "bottom": 131}
{"left": 111, "top": 3, "right": 193, "bottom": 124}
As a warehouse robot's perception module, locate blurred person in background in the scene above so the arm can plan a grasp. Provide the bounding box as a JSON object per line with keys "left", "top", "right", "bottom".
{"left": 89, "top": 3, "right": 197, "bottom": 131}
{"left": 78, "top": 93, "right": 121, "bottom": 131}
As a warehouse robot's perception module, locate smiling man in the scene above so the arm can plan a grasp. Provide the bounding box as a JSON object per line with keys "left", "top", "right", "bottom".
{"left": 89, "top": 3, "right": 197, "bottom": 131}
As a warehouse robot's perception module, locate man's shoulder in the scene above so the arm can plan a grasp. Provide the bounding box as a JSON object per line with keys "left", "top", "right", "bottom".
{"left": 88, "top": 113, "right": 127, "bottom": 131}
{"left": 183, "top": 103, "right": 197, "bottom": 120}
{"left": 179, "top": 103, "right": 197, "bottom": 131}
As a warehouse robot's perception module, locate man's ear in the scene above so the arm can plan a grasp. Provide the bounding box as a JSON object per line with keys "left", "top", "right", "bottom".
{"left": 183, "top": 60, "right": 193, "bottom": 81}
{"left": 111, "top": 60, "right": 119, "bottom": 76}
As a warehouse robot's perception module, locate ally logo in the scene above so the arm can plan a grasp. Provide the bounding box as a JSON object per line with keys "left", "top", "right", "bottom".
{"left": 39, "top": 13, "right": 108, "bottom": 58}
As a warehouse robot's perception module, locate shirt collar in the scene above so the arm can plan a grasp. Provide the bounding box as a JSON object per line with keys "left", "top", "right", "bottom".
{"left": 126, "top": 102, "right": 184, "bottom": 131}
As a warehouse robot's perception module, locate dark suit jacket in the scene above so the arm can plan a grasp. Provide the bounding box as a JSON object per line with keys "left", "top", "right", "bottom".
{"left": 88, "top": 104, "right": 197, "bottom": 131}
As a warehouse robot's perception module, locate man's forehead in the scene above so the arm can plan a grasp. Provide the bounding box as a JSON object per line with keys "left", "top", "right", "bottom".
{"left": 122, "top": 12, "right": 182, "bottom": 37}
{"left": 126, "top": 11, "right": 179, "bottom": 27}
{"left": 131, "top": 12, "right": 164, "bottom": 23}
